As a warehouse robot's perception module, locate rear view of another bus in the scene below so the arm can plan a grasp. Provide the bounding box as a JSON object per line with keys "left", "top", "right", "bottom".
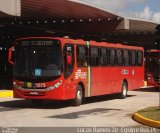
{"left": 145, "top": 50, "right": 160, "bottom": 88}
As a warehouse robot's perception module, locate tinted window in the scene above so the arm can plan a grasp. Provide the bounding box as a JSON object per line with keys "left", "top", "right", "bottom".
{"left": 137, "top": 51, "right": 143, "bottom": 66}
{"left": 123, "top": 50, "right": 129, "bottom": 66}
{"left": 64, "top": 44, "right": 74, "bottom": 78}
{"left": 117, "top": 49, "right": 123, "bottom": 65}
{"left": 14, "top": 39, "right": 62, "bottom": 82}
{"left": 100, "top": 48, "right": 108, "bottom": 66}
{"left": 131, "top": 50, "right": 136, "bottom": 66}
{"left": 90, "top": 47, "right": 99, "bottom": 66}
{"left": 109, "top": 49, "right": 116, "bottom": 65}
{"left": 77, "top": 46, "right": 88, "bottom": 67}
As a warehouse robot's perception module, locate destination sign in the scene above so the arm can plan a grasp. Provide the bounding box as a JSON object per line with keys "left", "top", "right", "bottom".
{"left": 20, "top": 40, "right": 53, "bottom": 46}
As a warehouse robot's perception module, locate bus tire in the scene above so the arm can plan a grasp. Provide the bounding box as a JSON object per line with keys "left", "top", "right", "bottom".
{"left": 31, "top": 99, "right": 43, "bottom": 106}
{"left": 119, "top": 82, "right": 128, "bottom": 99}
{"left": 72, "top": 85, "right": 83, "bottom": 106}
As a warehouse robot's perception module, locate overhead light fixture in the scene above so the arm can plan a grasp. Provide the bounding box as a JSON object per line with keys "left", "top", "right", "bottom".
{"left": 89, "top": 19, "right": 92, "bottom": 22}
{"left": 117, "top": 17, "right": 120, "bottom": 20}
{"left": 46, "top": 31, "right": 55, "bottom": 34}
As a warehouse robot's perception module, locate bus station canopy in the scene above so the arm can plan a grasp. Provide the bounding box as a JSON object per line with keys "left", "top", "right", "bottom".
{"left": 0, "top": 0, "right": 157, "bottom": 33}
{"left": 0, "top": 0, "right": 158, "bottom": 49}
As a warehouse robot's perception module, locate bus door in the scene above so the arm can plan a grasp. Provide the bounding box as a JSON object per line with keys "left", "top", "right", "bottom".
{"left": 63, "top": 44, "right": 76, "bottom": 98}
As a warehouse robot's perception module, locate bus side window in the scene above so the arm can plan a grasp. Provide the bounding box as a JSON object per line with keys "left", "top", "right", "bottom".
{"left": 64, "top": 44, "right": 74, "bottom": 79}
{"left": 123, "top": 50, "right": 129, "bottom": 66}
{"left": 90, "top": 47, "right": 99, "bottom": 66}
{"left": 131, "top": 50, "right": 136, "bottom": 66}
{"left": 100, "top": 48, "right": 108, "bottom": 66}
{"left": 109, "top": 48, "right": 116, "bottom": 66}
{"left": 77, "top": 46, "right": 88, "bottom": 67}
{"left": 137, "top": 51, "right": 143, "bottom": 66}
{"left": 117, "top": 49, "right": 123, "bottom": 66}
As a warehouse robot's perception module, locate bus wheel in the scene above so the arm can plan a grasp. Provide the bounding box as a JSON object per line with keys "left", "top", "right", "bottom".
{"left": 119, "top": 82, "right": 128, "bottom": 99}
{"left": 31, "top": 99, "right": 43, "bottom": 106}
{"left": 72, "top": 85, "right": 83, "bottom": 106}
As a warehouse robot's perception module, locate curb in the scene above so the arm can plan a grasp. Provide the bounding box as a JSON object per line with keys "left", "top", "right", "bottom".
{"left": 134, "top": 112, "right": 160, "bottom": 128}
{"left": 0, "top": 90, "right": 13, "bottom": 98}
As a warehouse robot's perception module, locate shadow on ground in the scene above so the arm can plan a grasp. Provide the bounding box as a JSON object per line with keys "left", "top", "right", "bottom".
{"left": 48, "top": 108, "right": 121, "bottom": 119}
{"left": 0, "top": 94, "right": 136, "bottom": 110}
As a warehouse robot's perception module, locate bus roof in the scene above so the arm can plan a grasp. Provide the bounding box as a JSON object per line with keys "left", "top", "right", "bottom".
{"left": 16, "top": 36, "right": 144, "bottom": 51}
{"left": 60, "top": 37, "right": 144, "bottom": 51}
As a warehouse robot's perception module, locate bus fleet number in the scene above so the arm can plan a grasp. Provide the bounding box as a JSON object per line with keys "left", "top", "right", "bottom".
{"left": 35, "top": 83, "right": 46, "bottom": 88}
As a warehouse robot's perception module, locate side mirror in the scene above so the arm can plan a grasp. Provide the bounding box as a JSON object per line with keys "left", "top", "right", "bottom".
{"left": 8, "top": 47, "right": 14, "bottom": 64}
{"left": 66, "top": 52, "right": 72, "bottom": 65}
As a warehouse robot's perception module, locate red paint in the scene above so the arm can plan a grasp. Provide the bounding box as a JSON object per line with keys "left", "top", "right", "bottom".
{"left": 9, "top": 37, "right": 144, "bottom": 101}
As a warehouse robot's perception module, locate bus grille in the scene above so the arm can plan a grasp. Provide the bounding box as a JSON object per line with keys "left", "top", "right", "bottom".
{"left": 24, "top": 92, "right": 46, "bottom": 96}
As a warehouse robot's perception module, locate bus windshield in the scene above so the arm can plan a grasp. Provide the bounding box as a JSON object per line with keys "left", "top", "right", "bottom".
{"left": 14, "top": 39, "right": 62, "bottom": 82}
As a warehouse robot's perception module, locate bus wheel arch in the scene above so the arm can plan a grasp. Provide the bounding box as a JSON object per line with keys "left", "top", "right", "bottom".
{"left": 123, "top": 79, "right": 128, "bottom": 89}
{"left": 78, "top": 82, "right": 85, "bottom": 97}
{"left": 72, "top": 82, "right": 85, "bottom": 106}
{"left": 119, "top": 79, "right": 128, "bottom": 99}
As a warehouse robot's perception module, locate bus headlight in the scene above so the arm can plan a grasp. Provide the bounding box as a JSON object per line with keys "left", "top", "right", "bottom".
{"left": 13, "top": 82, "right": 23, "bottom": 90}
{"left": 47, "top": 80, "right": 62, "bottom": 90}
{"left": 13, "top": 80, "right": 63, "bottom": 90}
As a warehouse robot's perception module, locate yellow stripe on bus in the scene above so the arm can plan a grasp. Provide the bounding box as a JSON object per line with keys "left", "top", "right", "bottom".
{"left": 87, "top": 66, "right": 91, "bottom": 97}
{"left": 86, "top": 41, "right": 91, "bottom": 97}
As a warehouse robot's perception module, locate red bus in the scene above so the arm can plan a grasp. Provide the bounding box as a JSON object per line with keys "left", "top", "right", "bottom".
{"left": 145, "top": 50, "right": 160, "bottom": 88}
{"left": 8, "top": 37, "right": 144, "bottom": 106}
